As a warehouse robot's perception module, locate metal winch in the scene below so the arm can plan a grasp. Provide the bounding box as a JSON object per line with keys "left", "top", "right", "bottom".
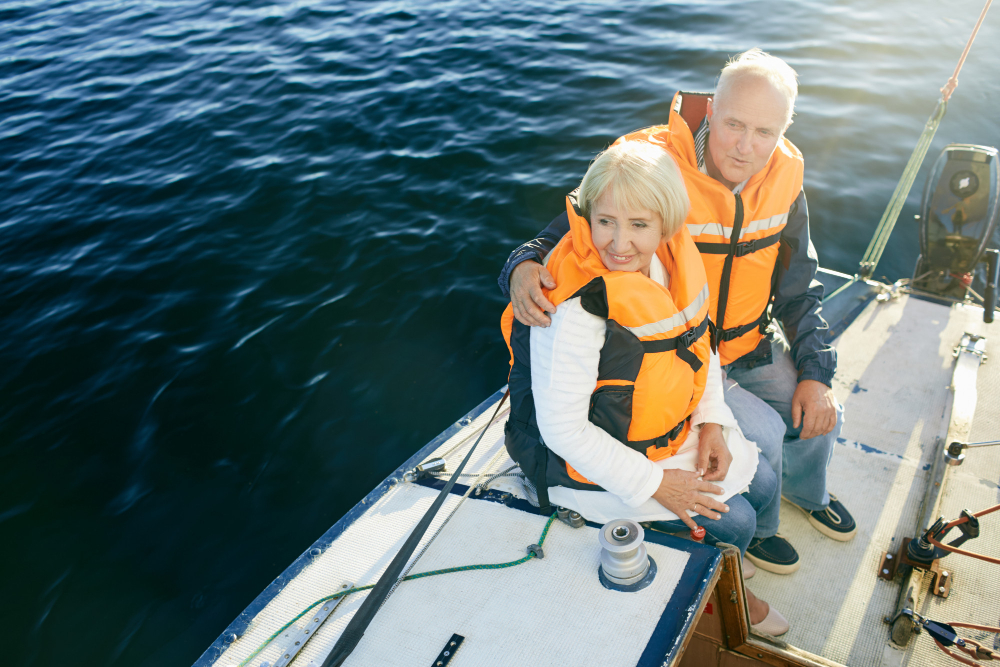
{"left": 597, "top": 519, "right": 657, "bottom": 592}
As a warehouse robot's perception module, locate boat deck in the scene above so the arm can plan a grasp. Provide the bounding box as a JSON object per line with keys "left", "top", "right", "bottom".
{"left": 745, "top": 290, "right": 999, "bottom": 666}
{"left": 202, "top": 278, "right": 1000, "bottom": 667}
{"left": 208, "top": 392, "right": 724, "bottom": 667}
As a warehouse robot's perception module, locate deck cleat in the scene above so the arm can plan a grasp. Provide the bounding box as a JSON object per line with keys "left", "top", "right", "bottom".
{"left": 556, "top": 506, "right": 585, "bottom": 528}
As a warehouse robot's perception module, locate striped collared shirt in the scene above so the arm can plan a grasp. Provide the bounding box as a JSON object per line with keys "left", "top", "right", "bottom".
{"left": 693, "top": 117, "right": 747, "bottom": 195}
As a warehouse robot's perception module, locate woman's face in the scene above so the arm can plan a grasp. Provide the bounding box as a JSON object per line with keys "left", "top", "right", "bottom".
{"left": 590, "top": 190, "right": 663, "bottom": 277}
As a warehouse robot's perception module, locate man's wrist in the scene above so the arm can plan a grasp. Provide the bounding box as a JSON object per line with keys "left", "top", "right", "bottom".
{"left": 498, "top": 248, "right": 544, "bottom": 297}
{"left": 798, "top": 365, "right": 835, "bottom": 388}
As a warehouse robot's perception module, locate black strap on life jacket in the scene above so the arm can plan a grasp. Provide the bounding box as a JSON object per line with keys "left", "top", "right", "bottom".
{"left": 535, "top": 442, "right": 552, "bottom": 515}
{"left": 640, "top": 315, "right": 710, "bottom": 373}
{"left": 712, "top": 308, "right": 769, "bottom": 343}
{"left": 709, "top": 234, "right": 786, "bottom": 345}
{"left": 664, "top": 415, "right": 690, "bottom": 443}
{"left": 695, "top": 229, "right": 780, "bottom": 257}
{"left": 710, "top": 193, "right": 744, "bottom": 351}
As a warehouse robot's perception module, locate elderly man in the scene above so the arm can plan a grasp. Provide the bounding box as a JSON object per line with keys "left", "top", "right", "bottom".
{"left": 498, "top": 48, "right": 854, "bottom": 574}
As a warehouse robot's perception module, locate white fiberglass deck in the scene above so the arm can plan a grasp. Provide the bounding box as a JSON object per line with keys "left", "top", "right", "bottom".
{"left": 211, "top": 288, "right": 1000, "bottom": 667}
{"left": 746, "top": 292, "right": 998, "bottom": 667}
{"left": 214, "top": 397, "right": 713, "bottom": 667}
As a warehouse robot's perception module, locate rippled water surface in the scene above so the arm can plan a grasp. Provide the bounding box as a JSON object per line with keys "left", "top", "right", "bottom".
{"left": 2, "top": 0, "right": 999, "bottom": 664}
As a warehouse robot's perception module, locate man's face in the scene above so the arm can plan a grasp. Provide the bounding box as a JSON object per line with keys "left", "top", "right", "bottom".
{"left": 705, "top": 76, "right": 790, "bottom": 190}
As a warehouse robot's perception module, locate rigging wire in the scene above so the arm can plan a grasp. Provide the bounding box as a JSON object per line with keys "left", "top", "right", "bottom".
{"left": 858, "top": 0, "right": 993, "bottom": 279}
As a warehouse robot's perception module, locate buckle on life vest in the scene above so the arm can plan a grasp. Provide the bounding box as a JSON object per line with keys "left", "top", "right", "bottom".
{"left": 734, "top": 239, "right": 758, "bottom": 257}
{"left": 678, "top": 327, "right": 698, "bottom": 350}
{"left": 667, "top": 417, "right": 689, "bottom": 442}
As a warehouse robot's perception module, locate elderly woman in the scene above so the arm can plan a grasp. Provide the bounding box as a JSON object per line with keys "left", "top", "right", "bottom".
{"left": 501, "top": 140, "right": 787, "bottom": 635}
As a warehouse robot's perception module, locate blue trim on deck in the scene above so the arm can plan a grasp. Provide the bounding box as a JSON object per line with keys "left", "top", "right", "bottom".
{"left": 193, "top": 387, "right": 509, "bottom": 667}
{"left": 416, "top": 477, "right": 723, "bottom": 667}
{"left": 836, "top": 437, "right": 931, "bottom": 470}
{"left": 636, "top": 533, "right": 721, "bottom": 667}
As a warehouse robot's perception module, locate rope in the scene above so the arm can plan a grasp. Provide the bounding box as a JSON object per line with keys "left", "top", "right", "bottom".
{"left": 389, "top": 446, "right": 511, "bottom": 599}
{"left": 859, "top": 0, "right": 993, "bottom": 279}
{"left": 941, "top": 0, "right": 994, "bottom": 102}
{"left": 859, "top": 98, "right": 948, "bottom": 278}
{"left": 320, "top": 392, "right": 511, "bottom": 667}
{"left": 928, "top": 502, "right": 1000, "bottom": 564}
{"left": 932, "top": 622, "right": 1000, "bottom": 666}
{"left": 436, "top": 407, "right": 512, "bottom": 461}
{"left": 237, "top": 513, "right": 557, "bottom": 666}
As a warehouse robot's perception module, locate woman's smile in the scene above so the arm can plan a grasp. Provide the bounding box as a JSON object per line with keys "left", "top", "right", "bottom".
{"left": 590, "top": 190, "right": 664, "bottom": 277}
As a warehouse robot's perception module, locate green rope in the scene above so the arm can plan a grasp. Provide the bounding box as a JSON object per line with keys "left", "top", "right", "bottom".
{"left": 859, "top": 98, "right": 948, "bottom": 279}
{"left": 238, "top": 513, "right": 558, "bottom": 666}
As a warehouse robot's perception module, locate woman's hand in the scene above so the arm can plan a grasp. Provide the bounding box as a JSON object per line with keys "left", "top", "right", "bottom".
{"left": 651, "top": 469, "right": 729, "bottom": 531}
{"left": 697, "top": 423, "right": 732, "bottom": 481}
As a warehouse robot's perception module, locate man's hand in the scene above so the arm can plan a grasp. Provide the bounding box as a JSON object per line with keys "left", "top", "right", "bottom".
{"left": 510, "top": 260, "right": 557, "bottom": 327}
{"left": 791, "top": 379, "right": 837, "bottom": 440}
{"left": 697, "top": 423, "right": 732, "bottom": 481}
{"left": 651, "top": 469, "right": 728, "bottom": 532}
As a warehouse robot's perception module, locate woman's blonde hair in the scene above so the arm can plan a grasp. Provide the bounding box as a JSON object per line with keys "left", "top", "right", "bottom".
{"left": 578, "top": 141, "right": 689, "bottom": 239}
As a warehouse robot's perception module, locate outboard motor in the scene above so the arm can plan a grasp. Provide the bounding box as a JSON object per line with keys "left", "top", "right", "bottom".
{"left": 913, "top": 144, "right": 1000, "bottom": 321}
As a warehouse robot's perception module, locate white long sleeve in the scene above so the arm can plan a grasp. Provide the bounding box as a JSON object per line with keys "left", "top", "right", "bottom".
{"left": 530, "top": 297, "right": 664, "bottom": 508}
{"left": 691, "top": 350, "right": 738, "bottom": 429}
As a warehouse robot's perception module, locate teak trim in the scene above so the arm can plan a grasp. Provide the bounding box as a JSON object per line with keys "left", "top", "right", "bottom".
{"left": 714, "top": 544, "right": 848, "bottom": 667}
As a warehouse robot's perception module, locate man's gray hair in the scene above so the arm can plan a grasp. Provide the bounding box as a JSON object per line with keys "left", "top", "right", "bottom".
{"left": 715, "top": 48, "right": 798, "bottom": 127}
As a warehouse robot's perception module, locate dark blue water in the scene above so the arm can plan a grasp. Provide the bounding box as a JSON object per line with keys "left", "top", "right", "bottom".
{"left": 2, "top": 0, "right": 998, "bottom": 664}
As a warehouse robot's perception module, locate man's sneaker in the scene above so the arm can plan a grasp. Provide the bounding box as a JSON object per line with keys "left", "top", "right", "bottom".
{"left": 785, "top": 494, "right": 857, "bottom": 542}
{"left": 745, "top": 535, "right": 800, "bottom": 574}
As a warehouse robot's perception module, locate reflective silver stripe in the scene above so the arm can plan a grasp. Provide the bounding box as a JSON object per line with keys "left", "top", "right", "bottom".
{"left": 687, "top": 212, "right": 787, "bottom": 241}
{"left": 686, "top": 221, "right": 728, "bottom": 237}
{"left": 739, "top": 212, "right": 787, "bottom": 239}
{"left": 625, "top": 285, "right": 709, "bottom": 338}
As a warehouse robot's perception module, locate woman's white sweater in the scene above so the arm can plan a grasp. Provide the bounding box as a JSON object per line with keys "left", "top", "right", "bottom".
{"left": 530, "top": 255, "right": 752, "bottom": 523}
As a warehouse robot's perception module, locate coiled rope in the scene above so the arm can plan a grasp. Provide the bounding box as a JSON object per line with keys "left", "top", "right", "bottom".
{"left": 237, "top": 513, "right": 557, "bottom": 666}
{"left": 859, "top": 0, "right": 993, "bottom": 279}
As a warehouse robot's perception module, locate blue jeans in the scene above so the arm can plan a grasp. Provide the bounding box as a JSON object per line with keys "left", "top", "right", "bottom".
{"left": 723, "top": 330, "right": 844, "bottom": 539}
{"left": 647, "top": 451, "right": 776, "bottom": 555}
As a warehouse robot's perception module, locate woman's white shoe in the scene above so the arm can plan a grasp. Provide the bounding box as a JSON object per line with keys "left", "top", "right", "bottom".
{"left": 742, "top": 556, "right": 756, "bottom": 579}
{"left": 751, "top": 606, "right": 790, "bottom": 636}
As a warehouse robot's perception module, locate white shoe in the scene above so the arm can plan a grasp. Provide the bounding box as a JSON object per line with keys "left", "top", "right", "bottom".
{"left": 742, "top": 556, "right": 756, "bottom": 579}
{"left": 751, "top": 605, "right": 790, "bottom": 637}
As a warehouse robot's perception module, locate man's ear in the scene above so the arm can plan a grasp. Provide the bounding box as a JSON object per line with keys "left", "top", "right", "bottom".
{"left": 706, "top": 97, "right": 714, "bottom": 121}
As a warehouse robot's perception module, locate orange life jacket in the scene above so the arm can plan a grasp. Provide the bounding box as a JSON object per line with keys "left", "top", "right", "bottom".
{"left": 501, "top": 194, "right": 711, "bottom": 500}
{"left": 612, "top": 91, "right": 804, "bottom": 365}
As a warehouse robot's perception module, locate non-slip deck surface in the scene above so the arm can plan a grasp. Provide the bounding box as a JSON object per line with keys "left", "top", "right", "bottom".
{"left": 746, "top": 294, "right": 995, "bottom": 667}
{"left": 216, "top": 406, "right": 704, "bottom": 667}
{"left": 909, "top": 324, "right": 1000, "bottom": 667}
{"left": 216, "top": 291, "right": 1000, "bottom": 667}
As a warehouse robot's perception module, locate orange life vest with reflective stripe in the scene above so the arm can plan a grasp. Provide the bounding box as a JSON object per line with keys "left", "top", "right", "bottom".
{"left": 612, "top": 91, "right": 804, "bottom": 365}
{"left": 501, "top": 195, "right": 710, "bottom": 492}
